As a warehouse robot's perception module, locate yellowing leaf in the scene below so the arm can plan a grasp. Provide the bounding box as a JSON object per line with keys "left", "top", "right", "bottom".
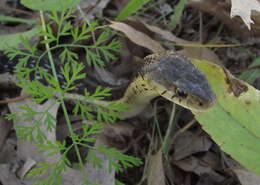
{"left": 192, "top": 59, "right": 260, "bottom": 175}
{"left": 230, "top": 0, "right": 260, "bottom": 29}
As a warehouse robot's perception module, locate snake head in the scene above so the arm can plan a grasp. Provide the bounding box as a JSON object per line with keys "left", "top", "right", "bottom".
{"left": 143, "top": 52, "right": 216, "bottom": 111}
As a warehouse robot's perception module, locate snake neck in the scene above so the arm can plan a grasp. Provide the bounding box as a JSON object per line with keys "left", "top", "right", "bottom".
{"left": 117, "top": 75, "right": 159, "bottom": 118}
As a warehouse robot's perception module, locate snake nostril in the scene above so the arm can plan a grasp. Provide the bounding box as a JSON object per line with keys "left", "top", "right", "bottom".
{"left": 199, "top": 102, "right": 203, "bottom": 106}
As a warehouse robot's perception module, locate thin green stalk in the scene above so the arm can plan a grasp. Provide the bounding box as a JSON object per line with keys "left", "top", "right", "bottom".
{"left": 39, "top": 11, "right": 84, "bottom": 167}
{"left": 162, "top": 103, "right": 177, "bottom": 155}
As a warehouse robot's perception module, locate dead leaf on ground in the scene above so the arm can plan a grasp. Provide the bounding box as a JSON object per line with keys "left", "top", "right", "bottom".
{"left": 8, "top": 98, "right": 60, "bottom": 163}
{"left": 147, "top": 148, "right": 165, "bottom": 185}
{"left": 172, "top": 131, "right": 212, "bottom": 161}
{"left": 232, "top": 167, "right": 260, "bottom": 185}
{"left": 17, "top": 158, "right": 36, "bottom": 180}
{"left": 77, "top": 0, "right": 110, "bottom": 20}
{"left": 0, "top": 164, "right": 22, "bottom": 185}
{"left": 174, "top": 156, "right": 225, "bottom": 182}
{"left": 137, "top": 18, "right": 191, "bottom": 44}
{"left": 8, "top": 97, "right": 115, "bottom": 185}
{"left": 0, "top": 138, "right": 17, "bottom": 163}
{"left": 128, "top": 18, "right": 222, "bottom": 65}
{"left": 0, "top": 116, "right": 12, "bottom": 151}
{"left": 109, "top": 21, "right": 165, "bottom": 53}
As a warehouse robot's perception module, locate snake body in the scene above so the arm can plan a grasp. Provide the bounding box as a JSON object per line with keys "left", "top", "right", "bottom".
{"left": 117, "top": 51, "right": 216, "bottom": 118}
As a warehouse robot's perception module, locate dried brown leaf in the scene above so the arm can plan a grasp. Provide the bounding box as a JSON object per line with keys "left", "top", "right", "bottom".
{"left": 172, "top": 131, "right": 212, "bottom": 161}
{"left": 8, "top": 98, "right": 60, "bottom": 163}
{"left": 147, "top": 148, "right": 165, "bottom": 185}
{"left": 174, "top": 156, "right": 225, "bottom": 182}
{"left": 232, "top": 167, "right": 260, "bottom": 185}
{"left": 109, "top": 21, "right": 165, "bottom": 53}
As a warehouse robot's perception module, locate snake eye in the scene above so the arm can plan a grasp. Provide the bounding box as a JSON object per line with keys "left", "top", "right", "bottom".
{"left": 176, "top": 89, "right": 188, "bottom": 98}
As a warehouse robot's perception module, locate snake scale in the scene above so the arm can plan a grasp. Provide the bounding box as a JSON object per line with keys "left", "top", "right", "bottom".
{"left": 0, "top": 51, "right": 216, "bottom": 118}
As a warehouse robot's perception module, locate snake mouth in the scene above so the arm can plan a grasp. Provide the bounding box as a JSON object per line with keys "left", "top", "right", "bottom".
{"left": 152, "top": 81, "right": 216, "bottom": 111}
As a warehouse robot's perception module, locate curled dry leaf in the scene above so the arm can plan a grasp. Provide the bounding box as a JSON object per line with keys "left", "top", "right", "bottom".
{"left": 147, "top": 148, "right": 165, "bottom": 185}
{"left": 109, "top": 21, "right": 165, "bottom": 53}
{"left": 131, "top": 18, "right": 221, "bottom": 65}
{"left": 136, "top": 18, "right": 190, "bottom": 44}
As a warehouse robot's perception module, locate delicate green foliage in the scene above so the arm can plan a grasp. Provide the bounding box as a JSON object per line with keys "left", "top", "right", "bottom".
{"left": 60, "top": 60, "right": 85, "bottom": 91}
{"left": 14, "top": 104, "right": 56, "bottom": 142}
{"left": 116, "top": 0, "right": 151, "bottom": 21}
{"left": 81, "top": 123, "right": 103, "bottom": 138}
{"left": 37, "top": 140, "right": 67, "bottom": 156}
{"left": 72, "top": 88, "right": 129, "bottom": 123}
{"left": 27, "top": 159, "right": 68, "bottom": 185}
{"left": 0, "top": 27, "right": 40, "bottom": 50}
{"left": 86, "top": 86, "right": 112, "bottom": 100}
{"left": 95, "top": 146, "right": 143, "bottom": 172}
{"left": 170, "top": 0, "right": 187, "bottom": 28}
{"left": 85, "top": 34, "right": 121, "bottom": 67}
{"left": 3, "top": 7, "right": 140, "bottom": 185}
{"left": 73, "top": 101, "right": 95, "bottom": 121}
{"left": 87, "top": 150, "right": 104, "bottom": 169}
{"left": 96, "top": 102, "right": 129, "bottom": 123}
{"left": 59, "top": 47, "right": 79, "bottom": 63}
{"left": 71, "top": 23, "right": 92, "bottom": 42}
{"left": 21, "top": 0, "right": 81, "bottom": 11}
{"left": 5, "top": 113, "right": 16, "bottom": 120}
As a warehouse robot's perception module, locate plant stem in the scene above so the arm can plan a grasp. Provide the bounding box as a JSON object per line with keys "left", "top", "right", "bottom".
{"left": 162, "top": 103, "right": 177, "bottom": 155}
{"left": 39, "top": 11, "right": 84, "bottom": 167}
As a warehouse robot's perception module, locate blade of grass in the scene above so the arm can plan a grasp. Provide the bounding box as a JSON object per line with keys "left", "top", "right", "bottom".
{"left": 116, "top": 0, "right": 151, "bottom": 21}
{"left": 0, "top": 15, "right": 36, "bottom": 24}
{"left": 170, "top": 0, "right": 187, "bottom": 28}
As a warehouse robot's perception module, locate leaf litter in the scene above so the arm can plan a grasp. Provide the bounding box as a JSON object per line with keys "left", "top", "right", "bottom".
{"left": 0, "top": 0, "right": 260, "bottom": 185}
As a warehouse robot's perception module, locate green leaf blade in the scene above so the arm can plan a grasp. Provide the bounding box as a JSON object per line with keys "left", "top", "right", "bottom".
{"left": 116, "top": 0, "right": 151, "bottom": 21}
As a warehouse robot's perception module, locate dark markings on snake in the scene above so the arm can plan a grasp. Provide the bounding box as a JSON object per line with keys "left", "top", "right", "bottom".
{"left": 171, "top": 94, "right": 176, "bottom": 99}
{"left": 144, "top": 88, "right": 148, "bottom": 91}
{"left": 161, "top": 90, "right": 167, "bottom": 95}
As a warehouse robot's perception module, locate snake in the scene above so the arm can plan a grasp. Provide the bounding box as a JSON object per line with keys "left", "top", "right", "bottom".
{"left": 0, "top": 51, "right": 216, "bottom": 117}
{"left": 90, "top": 50, "right": 216, "bottom": 119}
